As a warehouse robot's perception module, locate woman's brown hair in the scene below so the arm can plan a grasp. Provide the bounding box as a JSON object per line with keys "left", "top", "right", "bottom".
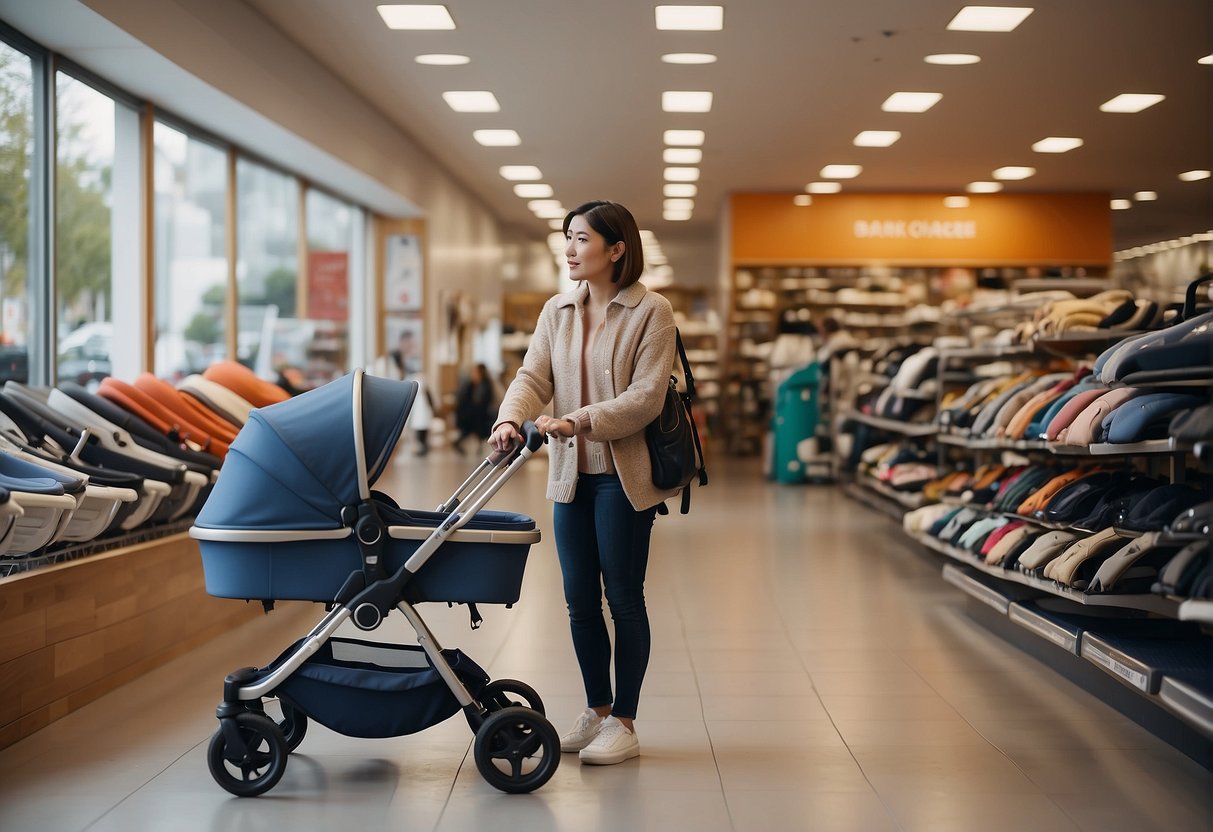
{"left": 563, "top": 200, "right": 645, "bottom": 287}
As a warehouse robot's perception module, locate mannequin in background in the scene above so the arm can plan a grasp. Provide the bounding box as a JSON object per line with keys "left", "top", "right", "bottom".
{"left": 370, "top": 329, "right": 434, "bottom": 455}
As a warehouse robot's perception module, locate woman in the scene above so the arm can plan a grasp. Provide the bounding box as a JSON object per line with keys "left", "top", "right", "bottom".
{"left": 490, "top": 200, "right": 679, "bottom": 765}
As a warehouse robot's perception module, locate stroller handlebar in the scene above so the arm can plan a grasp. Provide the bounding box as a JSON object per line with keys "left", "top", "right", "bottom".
{"left": 487, "top": 420, "right": 545, "bottom": 467}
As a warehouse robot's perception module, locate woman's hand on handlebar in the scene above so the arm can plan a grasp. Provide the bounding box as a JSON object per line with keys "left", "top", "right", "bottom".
{"left": 535, "top": 415, "right": 575, "bottom": 438}
{"left": 489, "top": 422, "right": 521, "bottom": 454}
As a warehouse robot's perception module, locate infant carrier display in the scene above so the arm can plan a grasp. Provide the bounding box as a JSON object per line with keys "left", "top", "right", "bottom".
{"left": 191, "top": 369, "right": 558, "bottom": 795}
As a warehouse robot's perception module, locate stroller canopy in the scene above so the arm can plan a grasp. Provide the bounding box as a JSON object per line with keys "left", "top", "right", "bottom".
{"left": 195, "top": 371, "right": 416, "bottom": 531}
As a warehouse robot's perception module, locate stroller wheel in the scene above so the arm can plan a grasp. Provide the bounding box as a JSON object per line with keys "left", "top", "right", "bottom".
{"left": 473, "top": 706, "right": 560, "bottom": 794}
{"left": 480, "top": 679, "right": 546, "bottom": 716}
{"left": 208, "top": 712, "right": 288, "bottom": 797}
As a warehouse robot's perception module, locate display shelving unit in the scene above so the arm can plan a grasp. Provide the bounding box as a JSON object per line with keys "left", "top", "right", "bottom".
{"left": 841, "top": 330, "right": 1213, "bottom": 751}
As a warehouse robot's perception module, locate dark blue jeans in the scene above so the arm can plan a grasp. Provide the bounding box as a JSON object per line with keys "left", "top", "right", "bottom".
{"left": 552, "top": 473, "right": 658, "bottom": 720}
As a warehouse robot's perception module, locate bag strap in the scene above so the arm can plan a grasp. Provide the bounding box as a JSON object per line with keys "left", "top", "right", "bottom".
{"left": 671, "top": 328, "right": 709, "bottom": 514}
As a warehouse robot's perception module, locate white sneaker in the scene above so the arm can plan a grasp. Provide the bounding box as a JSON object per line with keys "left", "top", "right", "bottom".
{"left": 560, "top": 708, "right": 605, "bottom": 752}
{"left": 578, "top": 716, "right": 639, "bottom": 765}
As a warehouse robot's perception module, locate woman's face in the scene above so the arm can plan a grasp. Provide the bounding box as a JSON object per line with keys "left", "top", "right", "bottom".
{"left": 565, "top": 214, "right": 621, "bottom": 284}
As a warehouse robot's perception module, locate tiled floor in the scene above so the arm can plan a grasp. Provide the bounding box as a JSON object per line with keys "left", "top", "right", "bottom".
{"left": 1, "top": 452, "right": 1210, "bottom": 831}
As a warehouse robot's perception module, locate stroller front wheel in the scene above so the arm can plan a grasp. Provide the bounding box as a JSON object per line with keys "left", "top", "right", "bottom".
{"left": 208, "top": 712, "right": 289, "bottom": 797}
{"left": 473, "top": 706, "right": 560, "bottom": 794}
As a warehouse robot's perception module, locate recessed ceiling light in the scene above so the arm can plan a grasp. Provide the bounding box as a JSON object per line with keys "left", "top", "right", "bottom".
{"left": 821, "top": 164, "right": 863, "bottom": 179}
{"left": 924, "top": 53, "right": 981, "bottom": 65}
{"left": 662, "top": 91, "right": 713, "bottom": 113}
{"left": 514, "top": 183, "right": 553, "bottom": 198}
{"left": 1110, "top": 199, "right": 1132, "bottom": 210}
{"left": 993, "top": 166, "right": 1035, "bottom": 180}
{"left": 473, "top": 129, "right": 520, "bottom": 146}
{"left": 664, "top": 167, "right": 700, "bottom": 182}
{"left": 806, "top": 182, "right": 842, "bottom": 194}
{"left": 1179, "top": 169, "right": 1211, "bottom": 181}
{"left": 377, "top": 4, "right": 455, "bottom": 29}
{"left": 664, "top": 183, "right": 697, "bottom": 197}
{"left": 853, "top": 130, "right": 901, "bottom": 147}
{"left": 882, "top": 92, "right": 942, "bottom": 112}
{"left": 415, "top": 54, "right": 470, "bottom": 65}
{"left": 664, "top": 148, "right": 703, "bottom": 164}
{"left": 442, "top": 91, "right": 500, "bottom": 112}
{"left": 966, "top": 181, "right": 1003, "bottom": 193}
{"left": 944, "top": 196, "right": 970, "bottom": 208}
{"left": 1099, "top": 93, "right": 1165, "bottom": 113}
{"left": 548, "top": 219, "right": 564, "bottom": 230}
{"left": 947, "top": 6, "right": 1034, "bottom": 32}
{"left": 793, "top": 195, "right": 812, "bottom": 206}
{"left": 529, "top": 200, "right": 565, "bottom": 218}
{"left": 663, "top": 210, "right": 693, "bottom": 221}
{"left": 664, "top": 198, "right": 695, "bottom": 211}
{"left": 500, "top": 165, "right": 542, "bottom": 181}
{"left": 655, "top": 5, "right": 723, "bottom": 30}
{"left": 661, "top": 53, "right": 718, "bottom": 64}
{"left": 664, "top": 129, "right": 706, "bottom": 146}
{"left": 1199, "top": 54, "right": 1213, "bottom": 65}
{"left": 1032, "top": 136, "right": 1083, "bottom": 153}
{"left": 1133, "top": 191, "right": 1158, "bottom": 201}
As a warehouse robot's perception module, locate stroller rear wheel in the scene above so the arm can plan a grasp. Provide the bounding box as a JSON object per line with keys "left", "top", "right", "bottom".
{"left": 208, "top": 712, "right": 288, "bottom": 797}
{"left": 481, "top": 679, "right": 545, "bottom": 715}
{"left": 473, "top": 706, "right": 559, "bottom": 794}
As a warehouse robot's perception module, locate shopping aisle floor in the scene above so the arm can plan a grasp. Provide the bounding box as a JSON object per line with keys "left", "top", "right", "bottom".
{"left": 1, "top": 453, "right": 1210, "bottom": 832}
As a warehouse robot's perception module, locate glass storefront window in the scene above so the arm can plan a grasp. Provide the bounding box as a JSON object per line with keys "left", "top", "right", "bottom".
{"left": 235, "top": 156, "right": 297, "bottom": 379}
{"left": 302, "top": 188, "right": 355, "bottom": 386}
{"left": 0, "top": 42, "right": 33, "bottom": 384}
{"left": 55, "top": 72, "right": 126, "bottom": 388}
{"left": 153, "top": 121, "right": 228, "bottom": 380}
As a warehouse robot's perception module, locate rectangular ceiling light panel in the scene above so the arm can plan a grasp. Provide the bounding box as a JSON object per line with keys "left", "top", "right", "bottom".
{"left": 854, "top": 130, "right": 901, "bottom": 147}
{"left": 1032, "top": 136, "right": 1083, "bottom": 153}
{"left": 443, "top": 91, "right": 500, "bottom": 112}
{"left": 377, "top": 5, "right": 456, "bottom": 29}
{"left": 664, "top": 148, "right": 703, "bottom": 164}
{"left": 500, "top": 165, "right": 543, "bottom": 180}
{"left": 655, "top": 5, "right": 723, "bottom": 30}
{"left": 662, "top": 91, "right": 713, "bottom": 112}
{"left": 474, "top": 129, "right": 521, "bottom": 146}
{"left": 946, "top": 6, "right": 1034, "bottom": 32}
{"left": 882, "top": 92, "right": 942, "bottom": 112}
{"left": 1099, "top": 93, "right": 1165, "bottom": 113}
{"left": 664, "top": 129, "right": 706, "bottom": 146}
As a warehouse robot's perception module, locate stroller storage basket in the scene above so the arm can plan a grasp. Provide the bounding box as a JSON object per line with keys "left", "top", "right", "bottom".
{"left": 195, "top": 509, "right": 538, "bottom": 604}
{"left": 267, "top": 637, "right": 489, "bottom": 739}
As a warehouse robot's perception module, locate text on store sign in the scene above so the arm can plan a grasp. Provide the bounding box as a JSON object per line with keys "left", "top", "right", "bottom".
{"left": 853, "top": 220, "right": 977, "bottom": 240}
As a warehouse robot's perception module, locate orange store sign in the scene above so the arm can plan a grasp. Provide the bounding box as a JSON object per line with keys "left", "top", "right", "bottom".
{"left": 731, "top": 192, "right": 1111, "bottom": 266}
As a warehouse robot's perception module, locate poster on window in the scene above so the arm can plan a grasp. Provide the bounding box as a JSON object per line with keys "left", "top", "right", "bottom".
{"left": 385, "top": 234, "right": 422, "bottom": 312}
{"left": 307, "top": 251, "right": 349, "bottom": 321}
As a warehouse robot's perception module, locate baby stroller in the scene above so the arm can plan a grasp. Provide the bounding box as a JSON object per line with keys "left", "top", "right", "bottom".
{"left": 190, "top": 369, "right": 558, "bottom": 796}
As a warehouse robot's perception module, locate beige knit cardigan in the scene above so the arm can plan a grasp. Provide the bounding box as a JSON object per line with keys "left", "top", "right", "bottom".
{"left": 495, "top": 280, "right": 681, "bottom": 511}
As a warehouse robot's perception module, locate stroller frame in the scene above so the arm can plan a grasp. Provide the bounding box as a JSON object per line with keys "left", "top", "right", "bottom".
{"left": 199, "top": 370, "right": 559, "bottom": 796}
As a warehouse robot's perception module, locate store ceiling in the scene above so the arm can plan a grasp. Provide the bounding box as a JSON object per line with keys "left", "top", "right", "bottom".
{"left": 244, "top": 0, "right": 1211, "bottom": 253}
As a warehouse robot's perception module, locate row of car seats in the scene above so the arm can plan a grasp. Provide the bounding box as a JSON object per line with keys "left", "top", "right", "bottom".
{"left": 904, "top": 466, "right": 1209, "bottom": 598}
{"left": 0, "top": 361, "right": 290, "bottom": 559}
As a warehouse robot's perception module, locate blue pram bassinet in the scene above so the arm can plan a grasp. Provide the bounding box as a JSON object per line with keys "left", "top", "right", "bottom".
{"left": 190, "top": 369, "right": 559, "bottom": 797}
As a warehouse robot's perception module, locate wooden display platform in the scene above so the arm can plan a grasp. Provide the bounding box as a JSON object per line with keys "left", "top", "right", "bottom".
{"left": 0, "top": 533, "right": 261, "bottom": 749}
